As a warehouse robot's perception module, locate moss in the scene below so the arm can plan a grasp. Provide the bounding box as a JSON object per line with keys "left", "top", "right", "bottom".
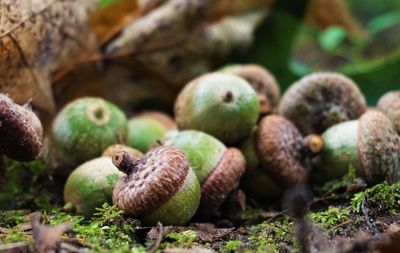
{"left": 46, "top": 204, "right": 138, "bottom": 250}
{"left": 307, "top": 207, "right": 350, "bottom": 231}
{"left": 351, "top": 181, "right": 400, "bottom": 215}
{"left": 316, "top": 165, "right": 357, "bottom": 196}
{"left": 0, "top": 210, "right": 30, "bottom": 227}
{"left": 221, "top": 240, "right": 241, "bottom": 253}
{"left": 246, "top": 216, "right": 295, "bottom": 252}
{"left": 0, "top": 159, "right": 55, "bottom": 210}
{"left": 161, "top": 230, "right": 198, "bottom": 249}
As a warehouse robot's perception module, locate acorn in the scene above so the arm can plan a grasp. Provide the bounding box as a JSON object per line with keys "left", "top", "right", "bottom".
{"left": 175, "top": 73, "right": 259, "bottom": 144}
{"left": 0, "top": 94, "right": 43, "bottom": 161}
{"left": 279, "top": 72, "right": 367, "bottom": 135}
{"left": 64, "top": 157, "right": 123, "bottom": 216}
{"left": 46, "top": 97, "right": 128, "bottom": 172}
{"left": 220, "top": 64, "right": 281, "bottom": 115}
{"left": 163, "top": 130, "right": 246, "bottom": 219}
{"left": 255, "top": 115, "right": 324, "bottom": 189}
{"left": 112, "top": 146, "right": 201, "bottom": 225}
{"left": 377, "top": 91, "right": 400, "bottom": 134}
{"left": 238, "top": 130, "right": 283, "bottom": 201}
{"left": 102, "top": 144, "right": 143, "bottom": 159}
{"left": 312, "top": 110, "right": 400, "bottom": 184}
{"left": 128, "top": 111, "right": 176, "bottom": 153}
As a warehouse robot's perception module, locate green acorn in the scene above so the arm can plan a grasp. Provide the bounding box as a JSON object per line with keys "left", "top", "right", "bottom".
{"left": 175, "top": 73, "right": 259, "bottom": 144}
{"left": 313, "top": 110, "right": 400, "bottom": 184}
{"left": 128, "top": 111, "right": 175, "bottom": 153}
{"left": 164, "top": 130, "right": 246, "bottom": 219}
{"left": 64, "top": 157, "right": 123, "bottom": 216}
{"left": 220, "top": 64, "right": 280, "bottom": 115}
{"left": 112, "top": 146, "right": 200, "bottom": 225}
{"left": 377, "top": 91, "right": 400, "bottom": 134}
{"left": 46, "top": 97, "right": 128, "bottom": 173}
{"left": 279, "top": 72, "right": 367, "bottom": 135}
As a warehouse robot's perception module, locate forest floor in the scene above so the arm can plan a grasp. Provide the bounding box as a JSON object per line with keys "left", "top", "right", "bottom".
{"left": 0, "top": 161, "right": 399, "bottom": 253}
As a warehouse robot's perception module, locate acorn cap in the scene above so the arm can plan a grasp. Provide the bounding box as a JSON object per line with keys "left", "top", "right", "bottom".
{"left": 256, "top": 115, "right": 308, "bottom": 188}
{"left": 112, "top": 146, "right": 189, "bottom": 217}
{"left": 377, "top": 91, "right": 400, "bottom": 134}
{"left": 102, "top": 144, "right": 143, "bottom": 160}
{"left": 0, "top": 94, "right": 43, "bottom": 161}
{"left": 221, "top": 64, "right": 281, "bottom": 114}
{"left": 196, "top": 147, "right": 246, "bottom": 219}
{"left": 279, "top": 72, "right": 367, "bottom": 135}
{"left": 358, "top": 110, "right": 400, "bottom": 184}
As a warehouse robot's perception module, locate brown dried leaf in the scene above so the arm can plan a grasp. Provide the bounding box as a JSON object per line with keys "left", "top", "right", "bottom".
{"left": 0, "top": 0, "right": 98, "bottom": 112}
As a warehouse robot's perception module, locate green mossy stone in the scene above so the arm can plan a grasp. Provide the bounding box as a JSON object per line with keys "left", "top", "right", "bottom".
{"left": 128, "top": 117, "right": 168, "bottom": 153}
{"left": 51, "top": 97, "right": 128, "bottom": 167}
{"left": 141, "top": 168, "right": 200, "bottom": 226}
{"left": 64, "top": 157, "right": 123, "bottom": 217}
{"left": 164, "top": 130, "right": 226, "bottom": 182}
{"left": 175, "top": 73, "right": 260, "bottom": 144}
{"left": 312, "top": 120, "right": 363, "bottom": 184}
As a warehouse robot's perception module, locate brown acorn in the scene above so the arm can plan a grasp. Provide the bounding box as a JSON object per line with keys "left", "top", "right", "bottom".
{"left": 0, "top": 94, "right": 43, "bottom": 161}
{"left": 255, "top": 115, "right": 323, "bottom": 188}
{"left": 220, "top": 64, "right": 281, "bottom": 115}
{"left": 377, "top": 91, "right": 400, "bottom": 134}
{"left": 279, "top": 72, "right": 367, "bottom": 135}
{"left": 112, "top": 146, "right": 201, "bottom": 225}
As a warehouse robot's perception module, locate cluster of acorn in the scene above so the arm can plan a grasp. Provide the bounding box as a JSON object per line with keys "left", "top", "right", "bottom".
{"left": 1, "top": 64, "right": 399, "bottom": 227}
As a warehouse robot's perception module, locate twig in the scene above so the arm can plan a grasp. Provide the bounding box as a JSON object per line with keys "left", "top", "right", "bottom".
{"left": 148, "top": 222, "right": 164, "bottom": 253}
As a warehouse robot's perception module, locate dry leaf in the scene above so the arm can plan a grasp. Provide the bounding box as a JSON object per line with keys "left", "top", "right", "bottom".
{"left": 0, "top": 0, "right": 98, "bottom": 113}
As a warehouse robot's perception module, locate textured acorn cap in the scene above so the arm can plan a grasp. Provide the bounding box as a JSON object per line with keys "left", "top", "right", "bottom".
{"left": 377, "top": 91, "right": 400, "bottom": 134}
{"left": 279, "top": 72, "right": 367, "bottom": 135}
{"left": 221, "top": 64, "right": 281, "bottom": 114}
{"left": 256, "top": 115, "right": 308, "bottom": 188}
{"left": 102, "top": 144, "right": 143, "bottom": 159}
{"left": 196, "top": 147, "right": 246, "bottom": 219}
{"left": 0, "top": 94, "right": 43, "bottom": 161}
{"left": 112, "top": 146, "right": 190, "bottom": 217}
{"left": 358, "top": 110, "right": 400, "bottom": 184}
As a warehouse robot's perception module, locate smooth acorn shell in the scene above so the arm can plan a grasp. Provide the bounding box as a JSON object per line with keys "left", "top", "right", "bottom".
{"left": 49, "top": 97, "right": 128, "bottom": 169}
{"left": 377, "top": 91, "right": 400, "bottom": 134}
{"left": 279, "top": 72, "right": 367, "bottom": 135}
{"left": 0, "top": 94, "right": 43, "bottom": 161}
{"left": 175, "top": 73, "right": 260, "bottom": 144}
{"left": 64, "top": 157, "right": 123, "bottom": 217}
{"left": 256, "top": 115, "right": 308, "bottom": 188}
{"left": 112, "top": 146, "right": 200, "bottom": 225}
{"left": 313, "top": 111, "right": 400, "bottom": 184}
{"left": 220, "top": 64, "right": 281, "bottom": 115}
{"left": 128, "top": 111, "right": 175, "bottom": 153}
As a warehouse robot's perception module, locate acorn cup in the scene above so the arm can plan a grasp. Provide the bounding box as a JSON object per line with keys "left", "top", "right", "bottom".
{"left": 279, "top": 72, "right": 367, "bottom": 135}
{"left": 45, "top": 97, "right": 128, "bottom": 175}
{"left": 220, "top": 64, "right": 281, "bottom": 115}
{"left": 175, "top": 73, "right": 260, "bottom": 144}
{"left": 255, "top": 115, "right": 324, "bottom": 189}
{"left": 127, "top": 111, "right": 176, "bottom": 153}
{"left": 238, "top": 130, "right": 283, "bottom": 201}
{"left": 112, "top": 146, "right": 201, "bottom": 226}
{"left": 377, "top": 91, "right": 400, "bottom": 134}
{"left": 0, "top": 94, "right": 43, "bottom": 161}
{"left": 164, "top": 130, "right": 246, "bottom": 219}
{"left": 312, "top": 110, "right": 400, "bottom": 185}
